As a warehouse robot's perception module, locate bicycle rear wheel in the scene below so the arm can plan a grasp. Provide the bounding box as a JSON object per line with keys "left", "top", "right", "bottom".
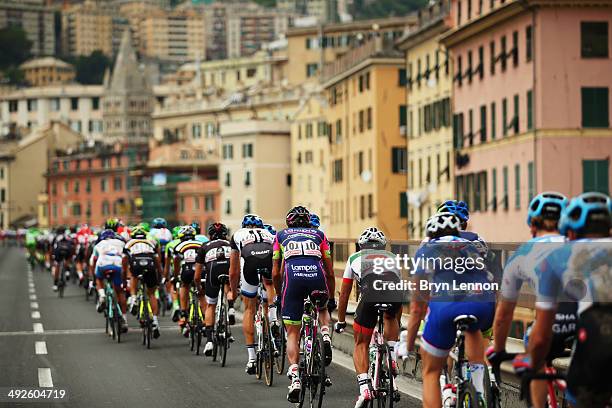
{"left": 115, "top": 305, "right": 122, "bottom": 344}
{"left": 58, "top": 261, "right": 65, "bottom": 298}
{"left": 376, "top": 346, "right": 395, "bottom": 408}
{"left": 457, "top": 382, "right": 478, "bottom": 408}
{"left": 220, "top": 303, "right": 229, "bottom": 367}
{"left": 263, "top": 317, "right": 273, "bottom": 386}
{"left": 275, "top": 320, "right": 286, "bottom": 375}
{"left": 308, "top": 333, "right": 326, "bottom": 408}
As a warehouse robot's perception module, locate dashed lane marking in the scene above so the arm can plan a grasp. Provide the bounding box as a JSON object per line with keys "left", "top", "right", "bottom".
{"left": 31, "top": 311, "right": 41, "bottom": 319}
{"left": 38, "top": 368, "right": 53, "bottom": 388}
{"left": 35, "top": 341, "right": 47, "bottom": 355}
{"left": 33, "top": 323, "right": 44, "bottom": 333}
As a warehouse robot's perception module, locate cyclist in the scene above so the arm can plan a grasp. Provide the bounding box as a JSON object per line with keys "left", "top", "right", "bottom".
{"left": 148, "top": 217, "right": 173, "bottom": 262}
{"left": 75, "top": 223, "right": 92, "bottom": 284}
{"left": 93, "top": 229, "right": 128, "bottom": 333}
{"left": 195, "top": 222, "right": 233, "bottom": 356}
{"left": 335, "top": 227, "right": 403, "bottom": 407}
{"left": 191, "top": 222, "right": 210, "bottom": 244}
{"left": 310, "top": 213, "right": 321, "bottom": 229}
{"left": 164, "top": 226, "right": 182, "bottom": 321}
{"left": 271, "top": 206, "right": 336, "bottom": 403}
{"left": 263, "top": 224, "right": 277, "bottom": 236}
{"left": 117, "top": 220, "right": 131, "bottom": 241}
{"left": 228, "top": 213, "right": 276, "bottom": 375}
{"left": 124, "top": 226, "right": 163, "bottom": 339}
{"left": 25, "top": 227, "right": 40, "bottom": 264}
{"left": 406, "top": 212, "right": 496, "bottom": 408}
{"left": 487, "top": 192, "right": 570, "bottom": 408}
{"left": 51, "top": 226, "right": 76, "bottom": 292}
{"left": 522, "top": 192, "right": 611, "bottom": 408}
{"left": 172, "top": 225, "right": 203, "bottom": 337}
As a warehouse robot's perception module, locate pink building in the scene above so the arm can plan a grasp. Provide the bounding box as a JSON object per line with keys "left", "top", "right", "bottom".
{"left": 175, "top": 179, "right": 220, "bottom": 231}
{"left": 442, "top": 0, "right": 612, "bottom": 241}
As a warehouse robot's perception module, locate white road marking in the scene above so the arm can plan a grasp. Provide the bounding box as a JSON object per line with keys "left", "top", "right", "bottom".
{"left": 31, "top": 311, "right": 41, "bottom": 319}
{"left": 35, "top": 341, "right": 47, "bottom": 355}
{"left": 28, "top": 282, "right": 35, "bottom": 288}
{"left": 29, "top": 287, "right": 36, "bottom": 294}
{"left": 30, "top": 302, "right": 39, "bottom": 309}
{"left": 29, "top": 294, "right": 37, "bottom": 301}
{"left": 38, "top": 368, "right": 53, "bottom": 387}
{"left": 33, "top": 323, "right": 44, "bottom": 333}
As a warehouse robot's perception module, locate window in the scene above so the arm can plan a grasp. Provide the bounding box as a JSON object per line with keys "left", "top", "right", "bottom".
{"left": 527, "top": 90, "right": 534, "bottom": 130}
{"left": 398, "top": 68, "right": 407, "bottom": 86}
{"left": 70, "top": 97, "right": 78, "bottom": 110}
{"left": 27, "top": 99, "right": 37, "bottom": 112}
{"left": 73, "top": 203, "right": 81, "bottom": 216}
{"left": 359, "top": 110, "right": 364, "bottom": 133}
{"left": 225, "top": 200, "right": 231, "bottom": 215}
{"left": 50, "top": 98, "right": 60, "bottom": 111}
{"left": 399, "top": 192, "right": 408, "bottom": 218}
{"left": 399, "top": 105, "right": 407, "bottom": 132}
{"left": 306, "top": 63, "right": 318, "bottom": 78}
{"left": 367, "top": 107, "right": 372, "bottom": 130}
{"left": 502, "top": 166, "right": 509, "bottom": 210}
{"left": 457, "top": 0, "right": 462, "bottom": 25}
{"left": 192, "top": 123, "right": 201, "bottom": 139}
{"left": 193, "top": 197, "right": 199, "bottom": 210}
{"left": 92, "top": 97, "right": 100, "bottom": 110}
{"left": 247, "top": 68, "right": 257, "bottom": 78}
{"left": 491, "top": 102, "right": 496, "bottom": 139}
{"left": 225, "top": 172, "right": 231, "bottom": 187}
{"left": 0, "top": 188, "right": 4, "bottom": 203}
{"left": 101, "top": 178, "right": 108, "bottom": 192}
{"left": 360, "top": 195, "right": 365, "bottom": 220}
{"left": 333, "top": 159, "right": 343, "bottom": 182}
{"left": 86, "top": 179, "right": 91, "bottom": 193}
{"left": 9, "top": 100, "right": 18, "bottom": 112}
{"left": 581, "top": 87, "right": 609, "bottom": 128}
{"left": 480, "top": 105, "right": 487, "bottom": 142}
{"left": 102, "top": 201, "right": 110, "bottom": 216}
{"left": 245, "top": 199, "right": 251, "bottom": 214}
{"left": 335, "top": 119, "right": 342, "bottom": 142}
{"left": 581, "top": 22, "right": 609, "bottom": 58}
{"left": 492, "top": 168, "right": 497, "bottom": 211}
{"left": 526, "top": 25, "right": 533, "bottom": 62}
{"left": 500, "top": 36, "right": 507, "bottom": 71}
{"left": 512, "top": 31, "right": 519, "bottom": 67}
{"left": 453, "top": 113, "right": 465, "bottom": 148}
{"left": 368, "top": 194, "right": 374, "bottom": 218}
{"left": 468, "top": 109, "right": 474, "bottom": 146}
{"left": 478, "top": 46, "right": 484, "bottom": 80}
{"left": 490, "top": 41, "right": 496, "bottom": 75}
{"left": 528, "top": 161, "right": 535, "bottom": 202}
{"left": 365, "top": 72, "right": 370, "bottom": 90}
{"left": 502, "top": 98, "right": 508, "bottom": 136}
{"left": 114, "top": 177, "right": 122, "bottom": 191}
{"left": 74, "top": 180, "right": 79, "bottom": 193}
{"left": 467, "top": 0, "right": 472, "bottom": 19}
{"left": 205, "top": 194, "right": 215, "bottom": 211}
{"left": 467, "top": 50, "right": 473, "bottom": 83}
{"left": 583, "top": 160, "right": 609, "bottom": 194}
{"left": 456, "top": 55, "right": 463, "bottom": 87}
{"left": 513, "top": 94, "right": 519, "bottom": 133}
{"left": 0, "top": 167, "right": 3, "bottom": 180}
{"left": 245, "top": 170, "right": 251, "bottom": 186}
{"left": 242, "top": 143, "right": 253, "bottom": 158}
{"left": 179, "top": 197, "right": 185, "bottom": 212}
{"left": 392, "top": 147, "right": 407, "bottom": 173}
{"left": 514, "top": 164, "right": 521, "bottom": 209}
{"left": 222, "top": 144, "right": 234, "bottom": 159}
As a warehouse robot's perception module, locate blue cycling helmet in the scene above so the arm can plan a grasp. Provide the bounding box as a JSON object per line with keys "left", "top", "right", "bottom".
{"left": 310, "top": 214, "right": 321, "bottom": 229}
{"left": 100, "top": 229, "right": 116, "bottom": 240}
{"left": 242, "top": 214, "right": 263, "bottom": 228}
{"left": 152, "top": 217, "right": 167, "bottom": 229}
{"left": 559, "top": 192, "right": 611, "bottom": 235}
{"left": 437, "top": 200, "right": 469, "bottom": 223}
{"left": 526, "top": 192, "right": 568, "bottom": 226}
{"left": 264, "top": 224, "right": 276, "bottom": 235}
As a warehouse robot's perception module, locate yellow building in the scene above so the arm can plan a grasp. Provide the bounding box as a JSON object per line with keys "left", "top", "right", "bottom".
{"left": 397, "top": 0, "right": 454, "bottom": 239}
{"left": 62, "top": 0, "right": 114, "bottom": 56}
{"left": 321, "top": 37, "right": 408, "bottom": 241}
{"left": 20, "top": 57, "right": 76, "bottom": 87}
{"left": 286, "top": 16, "right": 416, "bottom": 86}
{"left": 290, "top": 92, "right": 330, "bottom": 226}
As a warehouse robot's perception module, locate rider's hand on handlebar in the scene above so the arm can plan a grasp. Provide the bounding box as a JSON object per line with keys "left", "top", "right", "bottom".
{"left": 334, "top": 321, "right": 346, "bottom": 333}
{"left": 512, "top": 354, "right": 532, "bottom": 376}
{"left": 485, "top": 346, "right": 505, "bottom": 366}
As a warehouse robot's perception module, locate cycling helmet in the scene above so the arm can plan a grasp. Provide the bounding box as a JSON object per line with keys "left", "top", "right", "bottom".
{"left": 152, "top": 217, "right": 167, "bottom": 229}
{"left": 191, "top": 221, "right": 201, "bottom": 234}
{"left": 177, "top": 225, "right": 196, "bottom": 241}
{"left": 358, "top": 227, "right": 387, "bottom": 248}
{"left": 242, "top": 214, "right": 264, "bottom": 228}
{"left": 437, "top": 200, "right": 470, "bottom": 223}
{"left": 131, "top": 226, "right": 147, "bottom": 239}
{"left": 264, "top": 224, "right": 277, "bottom": 235}
{"left": 286, "top": 206, "right": 310, "bottom": 228}
{"left": 104, "top": 218, "right": 119, "bottom": 231}
{"left": 559, "top": 192, "right": 612, "bottom": 236}
{"left": 310, "top": 214, "right": 321, "bottom": 229}
{"left": 526, "top": 192, "right": 568, "bottom": 226}
{"left": 139, "top": 222, "right": 151, "bottom": 232}
{"left": 208, "top": 222, "right": 229, "bottom": 240}
{"left": 426, "top": 212, "right": 461, "bottom": 235}
{"left": 172, "top": 226, "right": 181, "bottom": 239}
{"left": 100, "top": 229, "right": 116, "bottom": 240}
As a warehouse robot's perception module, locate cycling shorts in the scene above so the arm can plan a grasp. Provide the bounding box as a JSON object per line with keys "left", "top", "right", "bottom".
{"left": 240, "top": 256, "right": 272, "bottom": 298}
{"left": 180, "top": 263, "right": 196, "bottom": 285}
{"left": 205, "top": 263, "right": 230, "bottom": 304}
{"left": 354, "top": 299, "right": 401, "bottom": 336}
{"left": 53, "top": 247, "right": 73, "bottom": 262}
{"left": 281, "top": 258, "right": 328, "bottom": 324}
{"left": 129, "top": 256, "right": 158, "bottom": 289}
{"left": 75, "top": 246, "right": 87, "bottom": 263}
{"left": 95, "top": 265, "right": 122, "bottom": 286}
{"left": 421, "top": 300, "right": 495, "bottom": 358}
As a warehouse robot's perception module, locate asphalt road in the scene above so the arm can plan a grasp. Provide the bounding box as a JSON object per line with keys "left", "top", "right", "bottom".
{"left": 0, "top": 247, "right": 421, "bottom": 407}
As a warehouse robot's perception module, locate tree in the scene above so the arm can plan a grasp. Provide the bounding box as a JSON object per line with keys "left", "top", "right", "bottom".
{"left": 353, "top": 0, "right": 427, "bottom": 20}
{"left": 0, "top": 25, "right": 32, "bottom": 70}
{"left": 252, "top": 0, "right": 276, "bottom": 7}
{"left": 73, "top": 50, "right": 111, "bottom": 85}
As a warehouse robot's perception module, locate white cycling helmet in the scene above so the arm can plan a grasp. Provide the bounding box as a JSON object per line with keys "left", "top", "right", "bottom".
{"left": 425, "top": 212, "right": 461, "bottom": 235}
{"left": 358, "top": 227, "right": 387, "bottom": 248}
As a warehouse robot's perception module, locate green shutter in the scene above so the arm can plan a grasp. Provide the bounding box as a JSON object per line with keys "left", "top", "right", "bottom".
{"left": 491, "top": 102, "right": 496, "bottom": 139}
{"left": 515, "top": 164, "right": 521, "bottom": 209}
{"left": 582, "top": 87, "right": 610, "bottom": 128}
{"left": 399, "top": 192, "right": 408, "bottom": 218}
{"left": 528, "top": 161, "right": 535, "bottom": 202}
{"left": 527, "top": 90, "right": 533, "bottom": 130}
{"left": 583, "top": 160, "right": 610, "bottom": 194}
{"left": 502, "top": 98, "right": 508, "bottom": 136}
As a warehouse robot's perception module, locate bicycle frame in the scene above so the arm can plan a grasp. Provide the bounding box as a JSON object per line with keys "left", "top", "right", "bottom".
{"left": 301, "top": 298, "right": 320, "bottom": 376}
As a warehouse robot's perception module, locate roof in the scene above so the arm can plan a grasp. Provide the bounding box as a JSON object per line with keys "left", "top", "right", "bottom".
{"left": 20, "top": 57, "right": 74, "bottom": 70}
{"left": 287, "top": 15, "right": 417, "bottom": 37}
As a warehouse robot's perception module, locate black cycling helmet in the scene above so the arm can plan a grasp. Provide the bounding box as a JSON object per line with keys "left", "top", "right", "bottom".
{"left": 208, "top": 222, "right": 229, "bottom": 240}
{"left": 286, "top": 206, "right": 311, "bottom": 228}
{"left": 104, "top": 218, "right": 119, "bottom": 232}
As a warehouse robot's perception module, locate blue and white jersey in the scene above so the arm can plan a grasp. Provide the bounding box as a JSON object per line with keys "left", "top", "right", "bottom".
{"left": 500, "top": 234, "right": 566, "bottom": 302}
{"left": 535, "top": 238, "right": 612, "bottom": 315}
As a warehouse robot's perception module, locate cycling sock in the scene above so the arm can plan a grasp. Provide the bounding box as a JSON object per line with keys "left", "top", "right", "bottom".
{"left": 320, "top": 325, "right": 330, "bottom": 337}
{"left": 205, "top": 325, "right": 213, "bottom": 340}
{"left": 247, "top": 344, "right": 256, "bottom": 361}
{"left": 387, "top": 341, "right": 397, "bottom": 362}
{"left": 153, "top": 315, "right": 159, "bottom": 324}
{"left": 287, "top": 363, "right": 299, "bottom": 379}
{"left": 268, "top": 305, "right": 277, "bottom": 323}
{"left": 97, "top": 288, "right": 105, "bottom": 298}
{"left": 470, "top": 363, "right": 486, "bottom": 396}
{"left": 357, "top": 373, "right": 370, "bottom": 393}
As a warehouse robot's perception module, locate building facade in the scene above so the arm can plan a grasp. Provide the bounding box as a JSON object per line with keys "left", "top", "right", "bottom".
{"left": 0, "top": 0, "right": 56, "bottom": 57}
{"left": 397, "top": 0, "right": 454, "bottom": 239}
{"left": 175, "top": 179, "right": 220, "bottom": 229}
{"left": 20, "top": 57, "right": 76, "bottom": 87}
{"left": 61, "top": 0, "right": 114, "bottom": 57}
{"left": 442, "top": 0, "right": 612, "bottom": 241}
{"left": 321, "top": 38, "right": 408, "bottom": 240}
{"left": 227, "top": 9, "right": 291, "bottom": 59}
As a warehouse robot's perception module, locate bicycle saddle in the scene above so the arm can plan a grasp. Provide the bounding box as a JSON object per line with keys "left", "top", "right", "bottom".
{"left": 218, "top": 274, "right": 230, "bottom": 284}
{"left": 309, "top": 290, "right": 329, "bottom": 307}
{"left": 374, "top": 303, "right": 392, "bottom": 311}
{"left": 453, "top": 314, "right": 478, "bottom": 330}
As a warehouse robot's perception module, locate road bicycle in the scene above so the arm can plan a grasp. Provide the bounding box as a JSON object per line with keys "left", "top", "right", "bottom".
{"left": 274, "top": 306, "right": 287, "bottom": 375}
{"left": 57, "top": 259, "right": 67, "bottom": 298}
{"left": 367, "top": 303, "right": 400, "bottom": 407}
{"left": 297, "top": 290, "right": 330, "bottom": 408}
{"left": 134, "top": 274, "right": 154, "bottom": 349}
{"left": 211, "top": 273, "right": 231, "bottom": 367}
{"left": 254, "top": 282, "right": 274, "bottom": 386}
{"left": 102, "top": 275, "right": 124, "bottom": 343}
{"left": 188, "top": 280, "right": 205, "bottom": 355}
